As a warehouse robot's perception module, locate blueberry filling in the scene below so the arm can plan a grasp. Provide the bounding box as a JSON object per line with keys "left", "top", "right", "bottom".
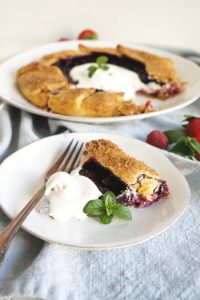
{"left": 54, "top": 52, "right": 151, "bottom": 84}
{"left": 117, "top": 180, "right": 169, "bottom": 208}
{"left": 79, "top": 158, "right": 169, "bottom": 208}
{"left": 79, "top": 157, "right": 126, "bottom": 195}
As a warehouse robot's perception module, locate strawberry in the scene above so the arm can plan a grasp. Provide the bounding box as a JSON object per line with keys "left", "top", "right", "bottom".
{"left": 78, "top": 29, "right": 98, "bottom": 40}
{"left": 146, "top": 130, "right": 168, "bottom": 149}
{"left": 195, "top": 153, "right": 200, "bottom": 161}
{"left": 59, "top": 36, "right": 70, "bottom": 42}
{"left": 184, "top": 116, "right": 200, "bottom": 143}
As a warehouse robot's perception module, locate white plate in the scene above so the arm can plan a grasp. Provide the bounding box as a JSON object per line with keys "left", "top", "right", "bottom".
{"left": 0, "top": 41, "right": 200, "bottom": 124}
{"left": 0, "top": 132, "right": 190, "bottom": 249}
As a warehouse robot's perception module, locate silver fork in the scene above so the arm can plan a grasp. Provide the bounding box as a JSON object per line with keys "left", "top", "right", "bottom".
{"left": 0, "top": 139, "right": 84, "bottom": 264}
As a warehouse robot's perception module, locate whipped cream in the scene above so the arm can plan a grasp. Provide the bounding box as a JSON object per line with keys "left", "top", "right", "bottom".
{"left": 70, "top": 63, "right": 148, "bottom": 100}
{"left": 44, "top": 169, "right": 101, "bottom": 222}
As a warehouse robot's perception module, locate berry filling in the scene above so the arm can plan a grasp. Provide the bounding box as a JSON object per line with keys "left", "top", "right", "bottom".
{"left": 54, "top": 53, "right": 150, "bottom": 84}
{"left": 139, "top": 82, "right": 181, "bottom": 97}
{"left": 79, "top": 157, "right": 126, "bottom": 195}
{"left": 117, "top": 180, "right": 169, "bottom": 208}
{"left": 79, "top": 158, "right": 169, "bottom": 208}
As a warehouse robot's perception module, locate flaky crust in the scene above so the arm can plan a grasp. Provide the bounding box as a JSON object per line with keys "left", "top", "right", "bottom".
{"left": 49, "top": 90, "right": 124, "bottom": 117}
{"left": 84, "top": 139, "right": 159, "bottom": 184}
{"left": 48, "top": 88, "right": 96, "bottom": 116}
{"left": 17, "top": 65, "right": 68, "bottom": 108}
{"left": 117, "top": 45, "right": 180, "bottom": 84}
{"left": 79, "top": 44, "right": 120, "bottom": 56}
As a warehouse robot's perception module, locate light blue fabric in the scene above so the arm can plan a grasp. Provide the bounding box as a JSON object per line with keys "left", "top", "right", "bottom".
{"left": 0, "top": 49, "right": 200, "bottom": 300}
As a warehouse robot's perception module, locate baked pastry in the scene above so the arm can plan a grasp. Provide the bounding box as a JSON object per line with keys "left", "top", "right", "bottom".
{"left": 16, "top": 44, "right": 182, "bottom": 117}
{"left": 79, "top": 139, "right": 169, "bottom": 207}
{"left": 117, "top": 45, "right": 182, "bottom": 99}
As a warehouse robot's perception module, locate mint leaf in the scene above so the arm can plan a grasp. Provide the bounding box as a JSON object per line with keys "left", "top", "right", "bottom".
{"left": 103, "top": 192, "right": 116, "bottom": 216}
{"left": 164, "top": 130, "right": 184, "bottom": 144}
{"left": 83, "top": 199, "right": 105, "bottom": 216}
{"left": 103, "top": 191, "right": 116, "bottom": 203}
{"left": 100, "top": 65, "right": 109, "bottom": 71}
{"left": 84, "top": 191, "right": 132, "bottom": 224}
{"left": 96, "top": 55, "right": 108, "bottom": 66}
{"left": 88, "top": 65, "right": 97, "bottom": 78}
{"left": 99, "top": 214, "right": 113, "bottom": 224}
{"left": 112, "top": 204, "right": 132, "bottom": 221}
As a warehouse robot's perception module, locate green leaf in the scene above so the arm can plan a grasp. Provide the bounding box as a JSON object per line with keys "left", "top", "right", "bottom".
{"left": 112, "top": 204, "right": 132, "bottom": 221}
{"left": 189, "top": 138, "right": 200, "bottom": 154}
{"left": 164, "top": 130, "right": 184, "bottom": 144}
{"left": 99, "top": 214, "right": 113, "bottom": 224}
{"left": 100, "top": 65, "right": 109, "bottom": 71}
{"left": 171, "top": 137, "right": 190, "bottom": 156}
{"left": 103, "top": 192, "right": 116, "bottom": 216}
{"left": 183, "top": 114, "right": 195, "bottom": 122}
{"left": 96, "top": 55, "right": 108, "bottom": 66}
{"left": 87, "top": 65, "right": 97, "bottom": 78}
{"left": 170, "top": 136, "right": 198, "bottom": 157}
{"left": 103, "top": 191, "right": 116, "bottom": 203}
{"left": 83, "top": 199, "right": 105, "bottom": 216}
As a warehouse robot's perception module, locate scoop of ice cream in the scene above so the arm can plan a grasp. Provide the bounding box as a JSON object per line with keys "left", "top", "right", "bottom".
{"left": 45, "top": 170, "right": 101, "bottom": 222}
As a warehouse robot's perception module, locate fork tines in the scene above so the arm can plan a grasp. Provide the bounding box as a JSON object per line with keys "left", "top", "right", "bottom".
{"left": 60, "top": 140, "right": 84, "bottom": 173}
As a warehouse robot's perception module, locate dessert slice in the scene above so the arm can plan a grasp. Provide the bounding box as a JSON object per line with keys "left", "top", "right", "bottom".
{"left": 79, "top": 139, "right": 169, "bottom": 208}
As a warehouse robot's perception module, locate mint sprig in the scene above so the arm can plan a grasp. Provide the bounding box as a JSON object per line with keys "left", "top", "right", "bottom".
{"left": 83, "top": 191, "right": 132, "bottom": 224}
{"left": 87, "top": 55, "right": 109, "bottom": 78}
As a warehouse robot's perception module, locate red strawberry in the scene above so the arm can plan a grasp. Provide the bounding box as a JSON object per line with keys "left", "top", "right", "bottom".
{"left": 185, "top": 117, "right": 200, "bottom": 143}
{"left": 59, "top": 36, "right": 70, "bottom": 42}
{"left": 195, "top": 153, "right": 200, "bottom": 161}
{"left": 78, "top": 29, "right": 98, "bottom": 40}
{"left": 146, "top": 130, "right": 169, "bottom": 149}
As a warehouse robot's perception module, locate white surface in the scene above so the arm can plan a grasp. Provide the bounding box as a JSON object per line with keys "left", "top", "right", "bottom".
{"left": 0, "top": 132, "right": 190, "bottom": 249}
{"left": 0, "top": 0, "right": 199, "bottom": 53}
{"left": 0, "top": 40, "right": 200, "bottom": 124}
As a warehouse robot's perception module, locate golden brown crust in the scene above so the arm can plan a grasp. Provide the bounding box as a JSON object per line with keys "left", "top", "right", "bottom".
{"left": 16, "top": 62, "right": 44, "bottom": 78}
{"left": 81, "top": 92, "right": 124, "bottom": 117}
{"left": 48, "top": 88, "right": 96, "bottom": 115}
{"left": 40, "top": 50, "right": 84, "bottom": 66}
{"left": 117, "top": 45, "right": 180, "bottom": 84}
{"left": 48, "top": 89, "right": 124, "bottom": 117}
{"left": 79, "top": 44, "right": 120, "bottom": 56}
{"left": 84, "top": 139, "right": 159, "bottom": 184}
{"left": 116, "top": 101, "right": 140, "bottom": 116}
{"left": 17, "top": 65, "right": 68, "bottom": 108}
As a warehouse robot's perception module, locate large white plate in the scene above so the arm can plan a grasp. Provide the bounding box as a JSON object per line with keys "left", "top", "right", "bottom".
{"left": 0, "top": 41, "right": 200, "bottom": 124}
{"left": 0, "top": 132, "right": 190, "bottom": 249}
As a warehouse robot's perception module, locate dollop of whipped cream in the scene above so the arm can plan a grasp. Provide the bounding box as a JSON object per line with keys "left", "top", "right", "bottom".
{"left": 70, "top": 63, "right": 146, "bottom": 100}
{"left": 44, "top": 169, "right": 101, "bottom": 222}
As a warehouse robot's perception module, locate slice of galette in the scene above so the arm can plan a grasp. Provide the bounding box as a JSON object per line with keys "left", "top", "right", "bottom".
{"left": 79, "top": 139, "right": 169, "bottom": 208}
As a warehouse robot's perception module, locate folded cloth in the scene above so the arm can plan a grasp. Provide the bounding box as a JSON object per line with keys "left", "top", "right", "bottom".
{"left": 0, "top": 48, "right": 200, "bottom": 300}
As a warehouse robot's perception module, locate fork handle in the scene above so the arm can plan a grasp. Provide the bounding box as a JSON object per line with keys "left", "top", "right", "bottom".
{"left": 0, "top": 185, "right": 45, "bottom": 264}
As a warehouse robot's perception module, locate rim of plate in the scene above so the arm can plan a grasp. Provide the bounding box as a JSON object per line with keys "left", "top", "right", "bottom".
{"left": 0, "top": 40, "right": 200, "bottom": 124}
{"left": 0, "top": 132, "right": 190, "bottom": 249}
